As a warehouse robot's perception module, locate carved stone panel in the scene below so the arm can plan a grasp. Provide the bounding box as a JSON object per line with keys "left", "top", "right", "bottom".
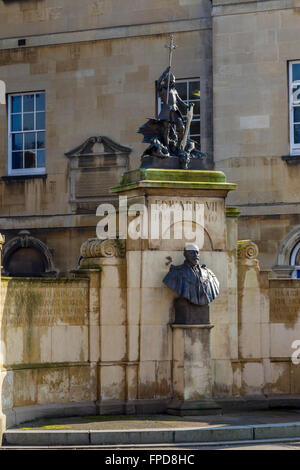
{"left": 65, "top": 136, "right": 131, "bottom": 213}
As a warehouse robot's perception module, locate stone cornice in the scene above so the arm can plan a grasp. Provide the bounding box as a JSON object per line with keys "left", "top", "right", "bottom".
{"left": 0, "top": 18, "right": 211, "bottom": 51}
{"left": 212, "top": 0, "right": 293, "bottom": 16}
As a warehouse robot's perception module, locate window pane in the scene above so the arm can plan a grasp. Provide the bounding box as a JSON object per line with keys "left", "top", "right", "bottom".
{"left": 23, "top": 94, "right": 34, "bottom": 112}
{"left": 190, "top": 120, "right": 200, "bottom": 135}
{"left": 12, "top": 133, "right": 22, "bottom": 151}
{"left": 36, "top": 93, "right": 45, "bottom": 112}
{"left": 294, "top": 107, "right": 300, "bottom": 123}
{"left": 37, "top": 131, "right": 45, "bottom": 149}
{"left": 24, "top": 132, "right": 36, "bottom": 149}
{"left": 24, "top": 150, "right": 36, "bottom": 168}
{"left": 12, "top": 151, "right": 23, "bottom": 169}
{"left": 11, "top": 96, "right": 21, "bottom": 113}
{"left": 37, "top": 150, "right": 45, "bottom": 168}
{"left": 293, "top": 64, "right": 300, "bottom": 82}
{"left": 189, "top": 81, "right": 200, "bottom": 100}
{"left": 294, "top": 124, "right": 300, "bottom": 144}
{"left": 36, "top": 112, "right": 45, "bottom": 130}
{"left": 23, "top": 113, "right": 34, "bottom": 131}
{"left": 11, "top": 114, "right": 21, "bottom": 131}
{"left": 175, "top": 82, "right": 187, "bottom": 101}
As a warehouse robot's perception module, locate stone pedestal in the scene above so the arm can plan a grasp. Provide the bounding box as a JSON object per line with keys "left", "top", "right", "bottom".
{"left": 168, "top": 324, "right": 221, "bottom": 416}
{"left": 103, "top": 168, "right": 237, "bottom": 411}
{"left": 173, "top": 298, "right": 209, "bottom": 325}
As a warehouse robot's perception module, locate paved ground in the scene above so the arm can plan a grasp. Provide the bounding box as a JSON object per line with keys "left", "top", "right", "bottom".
{"left": 12, "top": 409, "right": 300, "bottom": 431}
{"left": 2, "top": 440, "right": 300, "bottom": 450}
{"left": 3, "top": 410, "right": 300, "bottom": 450}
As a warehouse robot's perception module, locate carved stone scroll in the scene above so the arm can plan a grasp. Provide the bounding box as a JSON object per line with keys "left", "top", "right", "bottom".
{"left": 80, "top": 238, "right": 125, "bottom": 259}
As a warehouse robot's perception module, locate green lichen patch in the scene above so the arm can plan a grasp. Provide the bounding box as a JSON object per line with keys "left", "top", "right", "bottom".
{"left": 226, "top": 207, "right": 240, "bottom": 218}
{"left": 21, "top": 424, "right": 73, "bottom": 430}
{"left": 110, "top": 168, "right": 238, "bottom": 193}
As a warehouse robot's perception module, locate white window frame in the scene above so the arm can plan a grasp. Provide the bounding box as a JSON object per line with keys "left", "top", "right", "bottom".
{"left": 8, "top": 91, "right": 46, "bottom": 176}
{"left": 291, "top": 241, "right": 300, "bottom": 279}
{"left": 289, "top": 61, "right": 300, "bottom": 156}
{"left": 157, "top": 77, "right": 201, "bottom": 148}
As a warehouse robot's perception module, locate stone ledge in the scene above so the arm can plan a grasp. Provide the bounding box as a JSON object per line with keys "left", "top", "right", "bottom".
{"left": 0, "top": 18, "right": 212, "bottom": 51}
{"left": 4, "top": 421, "right": 300, "bottom": 446}
{"left": 281, "top": 155, "right": 300, "bottom": 165}
{"left": 1, "top": 362, "right": 90, "bottom": 372}
{"left": 171, "top": 324, "right": 214, "bottom": 329}
{"left": 1, "top": 174, "right": 47, "bottom": 183}
{"left": 111, "top": 168, "right": 237, "bottom": 193}
{"left": 212, "top": 0, "right": 292, "bottom": 17}
{"left": 226, "top": 207, "right": 240, "bottom": 218}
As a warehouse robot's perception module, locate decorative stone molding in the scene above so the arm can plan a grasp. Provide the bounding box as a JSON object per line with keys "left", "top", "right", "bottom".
{"left": 272, "top": 226, "right": 300, "bottom": 278}
{"left": 2, "top": 230, "right": 57, "bottom": 276}
{"left": 65, "top": 136, "right": 131, "bottom": 157}
{"left": 276, "top": 226, "right": 300, "bottom": 266}
{"left": 225, "top": 207, "right": 240, "bottom": 218}
{"left": 65, "top": 136, "right": 131, "bottom": 213}
{"left": 237, "top": 240, "right": 259, "bottom": 260}
{"left": 80, "top": 238, "right": 125, "bottom": 259}
{"left": 0, "top": 233, "right": 5, "bottom": 251}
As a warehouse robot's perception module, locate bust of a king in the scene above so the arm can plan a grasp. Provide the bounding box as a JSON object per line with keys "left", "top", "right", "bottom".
{"left": 163, "top": 244, "right": 219, "bottom": 324}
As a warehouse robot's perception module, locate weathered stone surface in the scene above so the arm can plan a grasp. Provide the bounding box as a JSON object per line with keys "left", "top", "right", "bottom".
{"left": 0, "top": 23, "right": 211, "bottom": 274}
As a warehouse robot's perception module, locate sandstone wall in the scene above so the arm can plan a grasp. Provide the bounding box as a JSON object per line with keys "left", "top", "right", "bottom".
{"left": 229, "top": 240, "right": 300, "bottom": 400}
{"left": 0, "top": 0, "right": 209, "bottom": 38}
{"left": 1, "top": 235, "right": 299, "bottom": 434}
{"left": 0, "top": 25, "right": 211, "bottom": 273}
{"left": 212, "top": 1, "right": 300, "bottom": 270}
{"left": 0, "top": 277, "right": 93, "bottom": 428}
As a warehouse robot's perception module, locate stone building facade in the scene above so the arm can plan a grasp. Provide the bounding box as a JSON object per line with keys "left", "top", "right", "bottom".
{"left": 0, "top": 1, "right": 300, "bottom": 432}
{"left": 212, "top": 0, "right": 300, "bottom": 277}
{"left": 0, "top": 0, "right": 300, "bottom": 277}
{"left": 0, "top": 0, "right": 212, "bottom": 275}
{"left": 0, "top": 1, "right": 299, "bottom": 284}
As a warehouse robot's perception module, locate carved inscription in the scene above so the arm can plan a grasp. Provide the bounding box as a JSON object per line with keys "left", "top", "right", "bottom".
{"left": 1, "top": 281, "right": 89, "bottom": 327}
{"left": 146, "top": 196, "right": 225, "bottom": 250}
{"left": 270, "top": 287, "right": 300, "bottom": 323}
{"left": 149, "top": 198, "right": 223, "bottom": 221}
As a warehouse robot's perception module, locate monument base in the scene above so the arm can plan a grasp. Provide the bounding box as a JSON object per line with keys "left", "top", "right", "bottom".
{"left": 140, "top": 155, "right": 206, "bottom": 170}
{"left": 167, "top": 399, "right": 222, "bottom": 416}
{"left": 173, "top": 298, "right": 209, "bottom": 325}
{"left": 111, "top": 168, "right": 237, "bottom": 194}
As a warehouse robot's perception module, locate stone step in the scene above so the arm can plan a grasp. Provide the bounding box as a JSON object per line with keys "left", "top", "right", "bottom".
{"left": 3, "top": 422, "right": 300, "bottom": 447}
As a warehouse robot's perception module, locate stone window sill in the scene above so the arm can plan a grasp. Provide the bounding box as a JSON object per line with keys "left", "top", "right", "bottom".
{"left": 1, "top": 174, "right": 47, "bottom": 183}
{"left": 281, "top": 155, "right": 300, "bottom": 165}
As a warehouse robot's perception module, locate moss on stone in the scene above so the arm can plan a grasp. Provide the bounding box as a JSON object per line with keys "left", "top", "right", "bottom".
{"left": 77, "top": 265, "right": 102, "bottom": 271}
{"left": 225, "top": 207, "right": 240, "bottom": 217}
{"left": 111, "top": 168, "right": 236, "bottom": 193}
{"left": 120, "top": 168, "right": 227, "bottom": 184}
{"left": 1, "top": 277, "right": 88, "bottom": 283}
{"left": 1, "top": 362, "right": 89, "bottom": 372}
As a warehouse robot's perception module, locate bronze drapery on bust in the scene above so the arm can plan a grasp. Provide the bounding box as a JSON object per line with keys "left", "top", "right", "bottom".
{"left": 163, "top": 244, "right": 219, "bottom": 324}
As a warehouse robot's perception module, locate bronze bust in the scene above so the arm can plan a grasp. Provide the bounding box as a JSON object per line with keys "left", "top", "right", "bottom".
{"left": 163, "top": 244, "right": 219, "bottom": 324}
